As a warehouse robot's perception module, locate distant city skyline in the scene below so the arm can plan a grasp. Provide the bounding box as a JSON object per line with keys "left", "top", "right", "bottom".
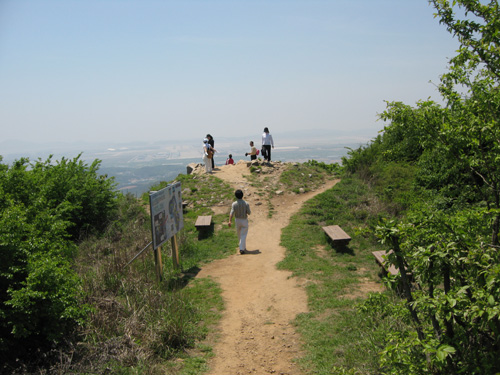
{"left": 1, "top": 1, "right": 460, "bottom": 145}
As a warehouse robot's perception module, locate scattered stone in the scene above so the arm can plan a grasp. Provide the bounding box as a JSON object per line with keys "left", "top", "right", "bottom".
{"left": 275, "top": 190, "right": 284, "bottom": 196}
{"left": 255, "top": 202, "right": 263, "bottom": 206}
{"left": 186, "top": 163, "right": 201, "bottom": 174}
{"left": 299, "top": 188, "right": 305, "bottom": 194}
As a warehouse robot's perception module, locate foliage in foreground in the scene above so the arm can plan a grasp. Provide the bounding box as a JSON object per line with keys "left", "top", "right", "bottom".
{"left": 0, "top": 154, "right": 117, "bottom": 368}
{"left": 335, "top": 1, "right": 500, "bottom": 373}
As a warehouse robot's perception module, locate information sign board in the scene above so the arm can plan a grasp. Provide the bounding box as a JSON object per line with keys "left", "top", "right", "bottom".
{"left": 149, "top": 182, "right": 183, "bottom": 249}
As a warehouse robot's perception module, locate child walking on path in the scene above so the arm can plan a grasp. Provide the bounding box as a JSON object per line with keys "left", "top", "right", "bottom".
{"left": 228, "top": 189, "right": 251, "bottom": 254}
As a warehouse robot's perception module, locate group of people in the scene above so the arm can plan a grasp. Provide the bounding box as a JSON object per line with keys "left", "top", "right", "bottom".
{"left": 200, "top": 128, "right": 273, "bottom": 254}
{"left": 244, "top": 127, "right": 274, "bottom": 162}
{"left": 202, "top": 128, "right": 275, "bottom": 173}
{"left": 201, "top": 129, "right": 275, "bottom": 254}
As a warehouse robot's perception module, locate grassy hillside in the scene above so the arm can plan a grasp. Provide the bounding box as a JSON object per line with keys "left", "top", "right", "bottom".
{"left": 3, "top": 131, "right": 499, "bottom": 375}
{"left": 1, "top": 161, "right": 339, "bottom": 374}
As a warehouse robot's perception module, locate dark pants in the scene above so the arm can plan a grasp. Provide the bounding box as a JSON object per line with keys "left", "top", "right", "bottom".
{"left": 209, "top": 141, "right": 215, "bottom": 168}
{"left": 262, "top": 145, "right": 271, "bottom": 161}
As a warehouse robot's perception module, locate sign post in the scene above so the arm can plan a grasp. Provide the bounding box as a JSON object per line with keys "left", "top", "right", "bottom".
{"left": 171, "top": 235, "right": 179, "bottom": 269}
{"left": 149, "top": 182, "right": 184, "bottom": 280}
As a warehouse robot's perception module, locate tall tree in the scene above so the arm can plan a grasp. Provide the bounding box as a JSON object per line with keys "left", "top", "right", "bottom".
{"left": 432, "top": 0, "right": 500, "bottom": 245}
{"left": 371, "top": 2, "right": 500, "bottom": 373}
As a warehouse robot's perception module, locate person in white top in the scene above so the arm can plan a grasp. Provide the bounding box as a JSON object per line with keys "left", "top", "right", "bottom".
{"left": 261, "top": 127, "right": 274, "bottom": 162}
{"left": 262, "top": 128, "right": 274, "bottom": 162}
{"left": 228, "top": 189, "right": 251, "bottom": 254}
{"left": 202, "top": 138, "right": 216, "bottom": 173}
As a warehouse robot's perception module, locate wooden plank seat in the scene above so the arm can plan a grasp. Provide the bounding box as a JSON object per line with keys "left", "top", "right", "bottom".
{"left": 322, "top": 225, "right": 351, "bottom": 244}
{"left": 195, "top": 215, "right": 212, "bottom": 230}
{"left": 372, "top": 250, "right": 398, "bottom": 276}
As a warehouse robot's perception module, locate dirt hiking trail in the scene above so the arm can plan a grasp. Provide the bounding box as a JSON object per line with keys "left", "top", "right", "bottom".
{"left": 195, "top": 161, "right": 338, "bottom": 375}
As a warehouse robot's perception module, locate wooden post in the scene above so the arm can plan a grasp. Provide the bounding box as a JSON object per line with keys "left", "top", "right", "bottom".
{"left": 171, "top": 235, "right": 180, "bottom": 269}
{"left": 154, "top": 245, "right": 163, "bottom": 282}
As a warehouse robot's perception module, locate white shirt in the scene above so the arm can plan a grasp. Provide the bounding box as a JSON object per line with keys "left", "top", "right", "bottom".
{"left": 262, "top": 132, "right": 274, "bottom": 147}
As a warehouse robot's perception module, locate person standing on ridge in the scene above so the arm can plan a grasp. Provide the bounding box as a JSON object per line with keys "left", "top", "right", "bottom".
{"left": 206, "top": 134, "right": 215, "bottom": 170}
{"left": 228, "top": 189, "right": 251, "bottom": 255}
{"left": 202, "top": 138, "right": 216, "bottom": 173}
{"left": 261, "top": 127, "right": 274, "bottom": 163}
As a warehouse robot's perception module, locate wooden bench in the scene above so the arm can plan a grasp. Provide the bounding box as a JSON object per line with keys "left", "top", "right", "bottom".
{"left": 322, "top": 225, "right": 351, "bottom": 244}
{"left": 372, "top": 250, "right": 398, "bottom": 276}
{"left": 195, "top": 215, "right": 212, "bottom": 230}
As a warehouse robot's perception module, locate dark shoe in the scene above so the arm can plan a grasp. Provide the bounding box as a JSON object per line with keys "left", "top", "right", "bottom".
{"left": 240, "top": 250, "right": 245, "bottom": 255}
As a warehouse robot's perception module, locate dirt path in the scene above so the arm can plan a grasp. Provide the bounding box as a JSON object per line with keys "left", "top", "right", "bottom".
{"left": 196, "top": 161, "right": 338, "bottom": 375}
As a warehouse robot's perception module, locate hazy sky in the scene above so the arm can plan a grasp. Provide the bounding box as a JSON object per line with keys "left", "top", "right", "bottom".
{"left": 0, "top": 0, "right": 460, "bottom": 145}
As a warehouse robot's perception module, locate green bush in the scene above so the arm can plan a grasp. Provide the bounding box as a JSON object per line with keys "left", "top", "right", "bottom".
{"left": 341, "top": 136, "right": 383, "bottom": 177}
{"left": 6, "top": 253, "right": 86, "bottom": 342}
{"left": 0, "top": 154, "right": 116, "bottom": 363}
{"left": 304, "top": 159, "right": 341, "bottom": 174}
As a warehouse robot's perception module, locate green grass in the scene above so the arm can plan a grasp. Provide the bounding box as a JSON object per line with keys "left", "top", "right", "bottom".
{"left": 278, "top": 174, "right": 408, "bottom": 374}
{"left": 279, "top": 162, "right": 335, "bottom": 193}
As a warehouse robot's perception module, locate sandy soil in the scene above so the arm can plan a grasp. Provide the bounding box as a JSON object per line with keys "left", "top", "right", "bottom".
{"left": 195, "top": 160, "right": 338, "bottom": 375}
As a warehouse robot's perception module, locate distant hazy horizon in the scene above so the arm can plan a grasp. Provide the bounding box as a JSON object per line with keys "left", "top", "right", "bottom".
{"left": 0, "top": 126, "right": 380, "bottom": 164}
{"left": 0, "top": 128, "right": 378, "bottom": 195}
